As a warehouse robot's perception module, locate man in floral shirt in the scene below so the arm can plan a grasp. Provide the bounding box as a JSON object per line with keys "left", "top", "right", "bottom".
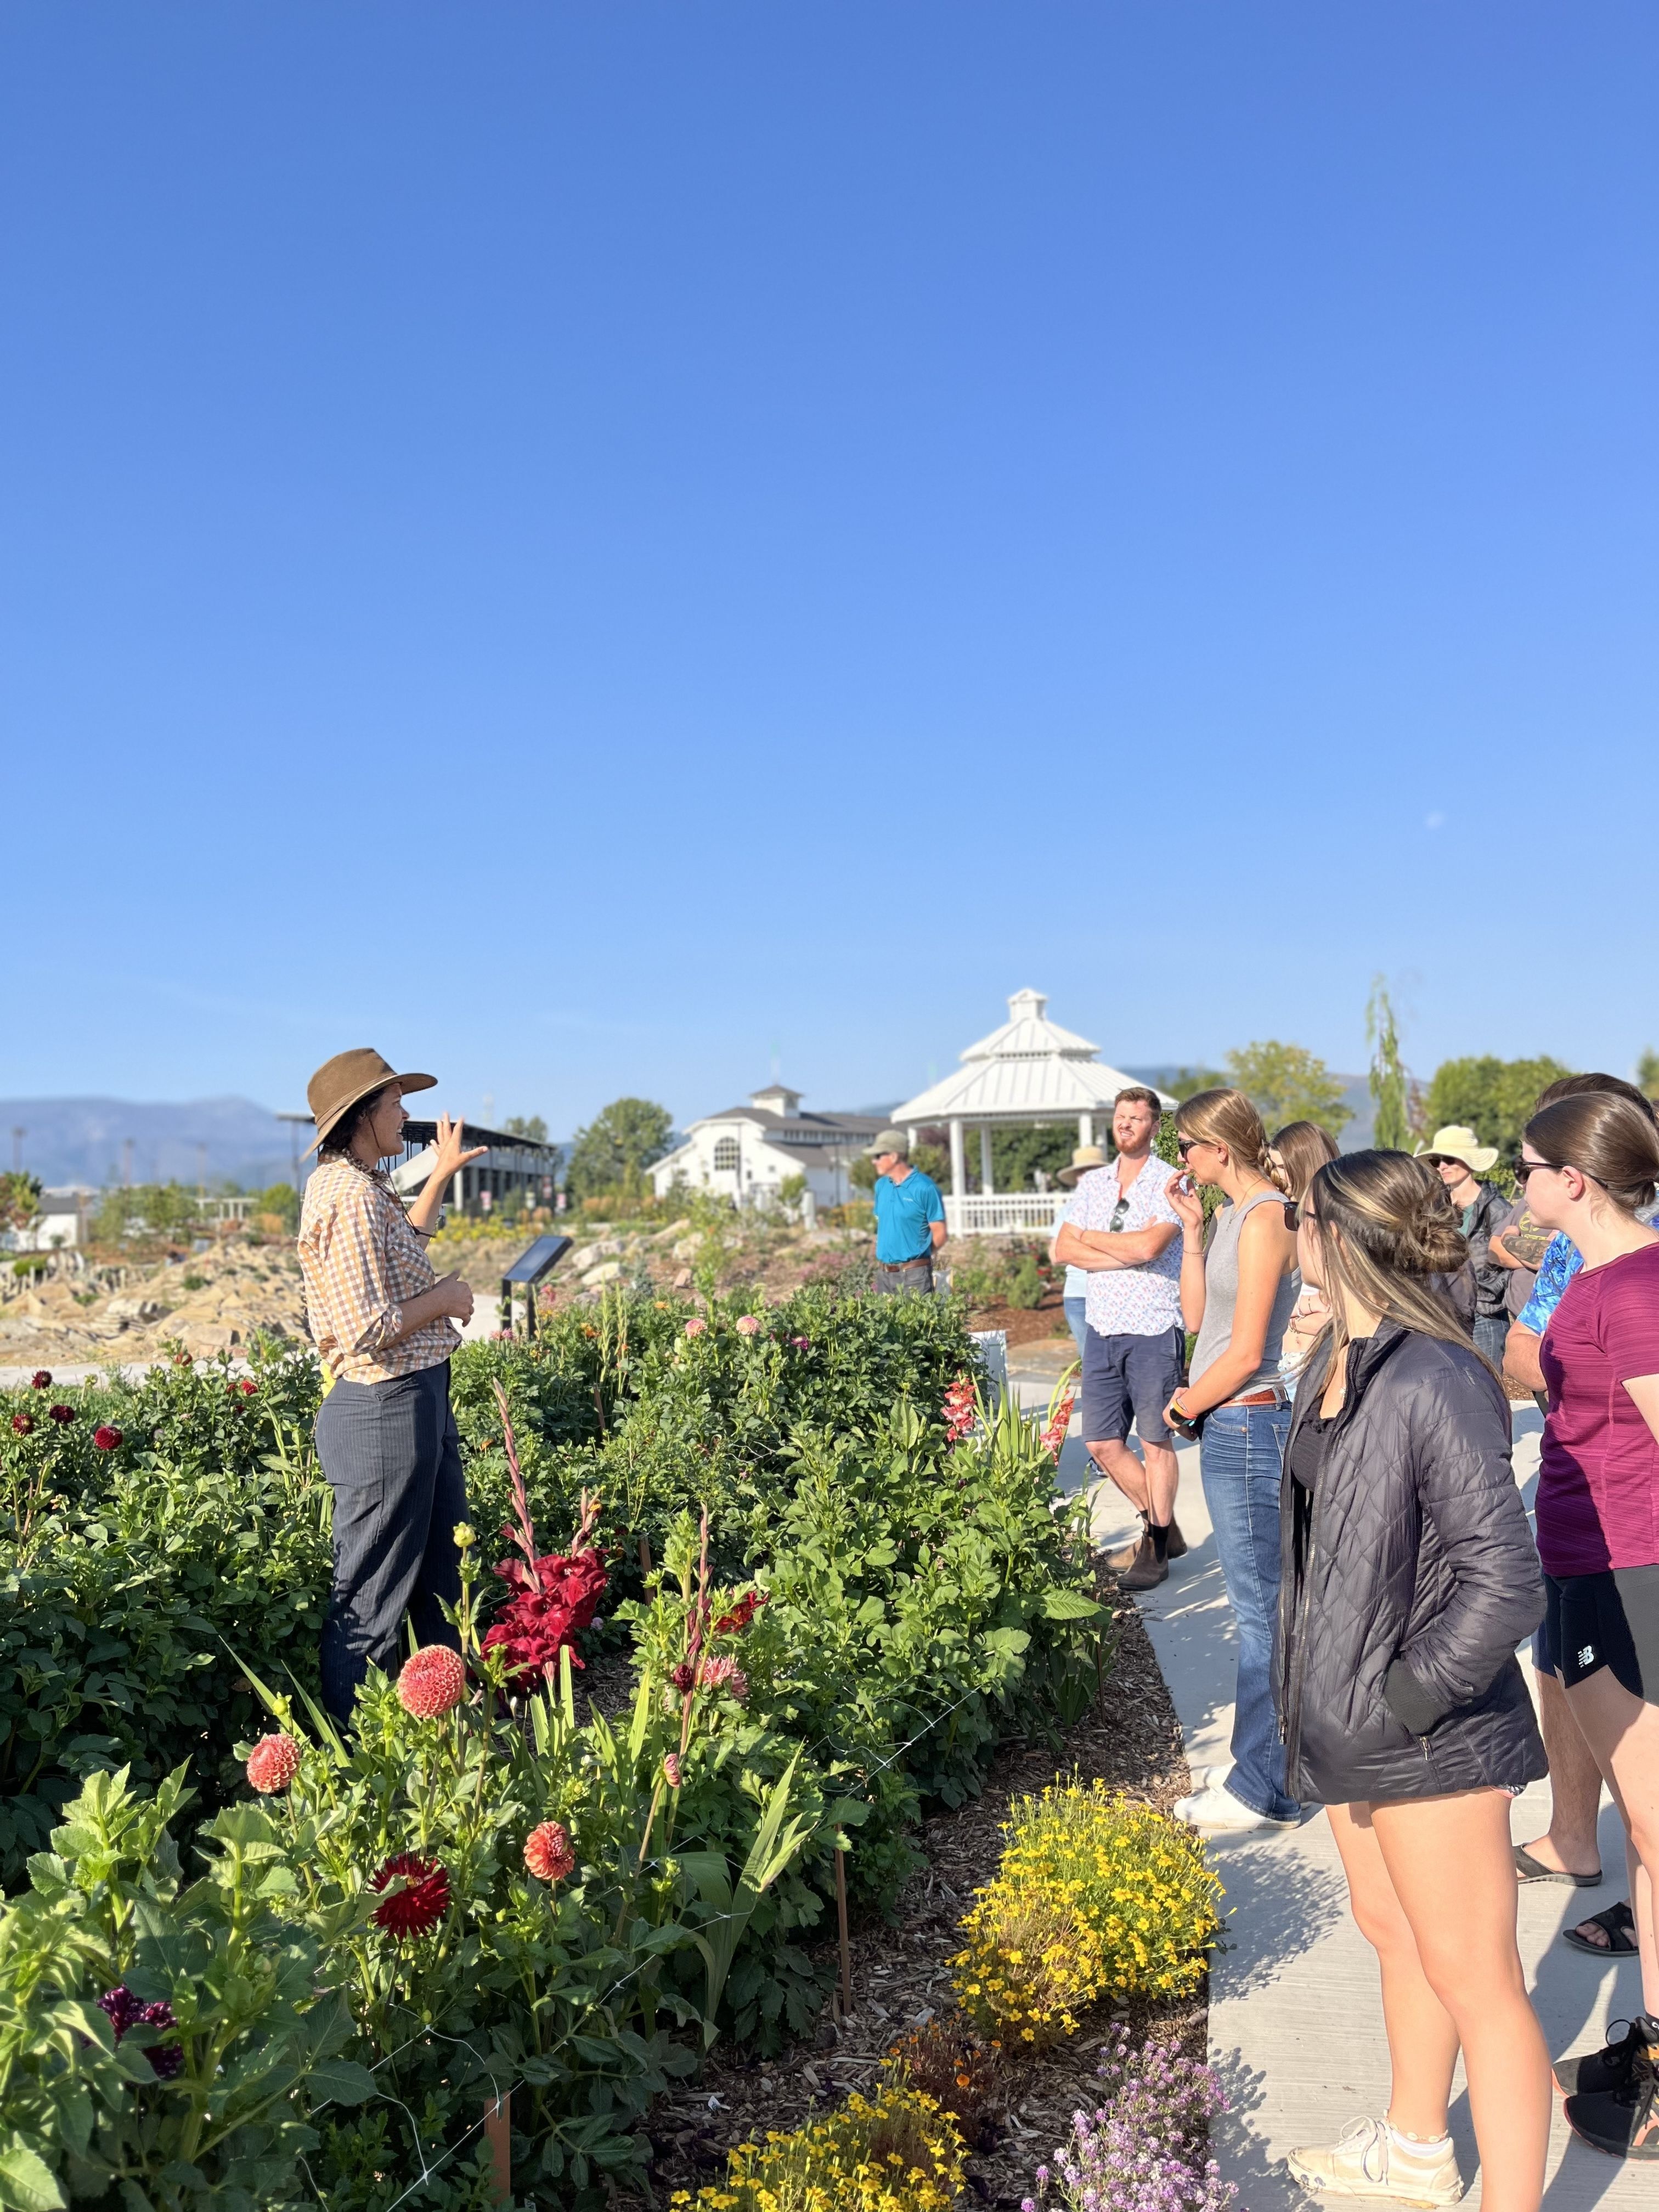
{"left": 1053, "top": 1087, "right": 1183, "bottom": 1590}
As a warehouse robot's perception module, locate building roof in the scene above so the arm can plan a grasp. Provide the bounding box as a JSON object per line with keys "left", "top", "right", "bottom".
{"left": 686, "top": 1089, "right": 885, "bottom": 1147}
{"left": 890, "top": 989, "right": 1176, "bottom": 1125}
{"left": 399, "top": 1121, "right": 559, "bottom": 1155}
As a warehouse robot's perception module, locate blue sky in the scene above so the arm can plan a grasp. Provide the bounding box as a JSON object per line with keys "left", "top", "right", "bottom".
{"left": 4, "top": 4, "right": 1654, "bottom": 1134}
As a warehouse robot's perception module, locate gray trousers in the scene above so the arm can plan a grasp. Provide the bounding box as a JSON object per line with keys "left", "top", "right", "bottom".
{"left": 315, "top": 1360, "right": 467, "bottom": 1723}
{"left": 873, "top": 1255, "right": 934, "bottom": 1295}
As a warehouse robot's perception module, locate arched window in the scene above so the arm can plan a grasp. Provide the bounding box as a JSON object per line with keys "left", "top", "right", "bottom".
{"left": 712, "top": 1136, "right": 740, "bottom": 1172}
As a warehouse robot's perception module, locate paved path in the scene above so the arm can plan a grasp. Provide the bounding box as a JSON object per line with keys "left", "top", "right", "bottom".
{"left": 1009, "top": 1358, "right": 1648, "bottom": 2209}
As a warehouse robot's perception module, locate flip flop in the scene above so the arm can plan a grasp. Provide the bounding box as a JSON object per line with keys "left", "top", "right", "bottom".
{"left": 1513, "top": 1844, "right": 1602, "bottom": 1888}
{"left": 1562, "top": 1900, "right": 1639, "bottom": 1959}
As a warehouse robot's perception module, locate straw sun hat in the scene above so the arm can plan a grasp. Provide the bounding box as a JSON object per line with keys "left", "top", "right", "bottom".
{"left": 1413, "top": 1124, "right": 1499, "bottom": 1176}
{"left": 305, "top": 1048, "right": 436, "bottom": 1154}
{"left": 1055, "top": 1144, "right": 1107, "bottom": 1188}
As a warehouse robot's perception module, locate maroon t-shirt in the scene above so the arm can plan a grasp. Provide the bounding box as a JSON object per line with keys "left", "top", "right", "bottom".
{"left": 1536, "top": 1240, "right": 1659, "bottom": 1576}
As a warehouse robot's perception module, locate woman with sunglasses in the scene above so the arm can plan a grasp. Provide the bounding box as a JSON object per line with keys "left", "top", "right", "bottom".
{"left": 1275, "top": 1150, "right": 1548, "bottom": 2209}
{"left": 1516, "top": 1090, "right": 1659, "bottom": 2162}
{"left": 1161, "top": 1087, "right": 1301, "bottom": 1834}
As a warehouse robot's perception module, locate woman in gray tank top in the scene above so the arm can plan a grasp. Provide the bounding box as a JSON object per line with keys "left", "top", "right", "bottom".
{"left": 1161, "top": 1086, "right": 1302, "bottom": 1834}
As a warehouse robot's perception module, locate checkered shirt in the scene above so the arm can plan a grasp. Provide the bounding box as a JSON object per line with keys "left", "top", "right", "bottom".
{"left": 297, "top": 1156, "right": 460, "bottom": 1383}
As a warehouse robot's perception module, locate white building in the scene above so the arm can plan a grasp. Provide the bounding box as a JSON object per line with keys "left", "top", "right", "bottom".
{"left": 889, "top": 989, "right": 1174, "bottom": 1236}
{"left": 650, "top": 1086, "right": 886, "bottom": 1211}
{"left": 9, "top": 1187, "right": 99, "bottom": 1252}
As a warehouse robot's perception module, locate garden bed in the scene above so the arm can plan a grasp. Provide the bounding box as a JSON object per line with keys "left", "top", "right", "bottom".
{"left": 633, "top": 1589, "right": 1197, "bottom": 2211}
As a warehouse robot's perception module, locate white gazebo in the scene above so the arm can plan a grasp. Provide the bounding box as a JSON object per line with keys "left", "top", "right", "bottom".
{"left": 889, "top": 988, "right": 1174, "bottom": 1236}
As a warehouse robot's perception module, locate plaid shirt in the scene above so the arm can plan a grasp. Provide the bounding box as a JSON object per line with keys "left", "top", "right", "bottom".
{"left": 297, "top": 1156, "right": 460, "bottom": 1383}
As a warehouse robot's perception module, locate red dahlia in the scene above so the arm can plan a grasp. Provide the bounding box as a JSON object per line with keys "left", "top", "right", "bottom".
{"left": 523, "top": 1820, "right": 575, "bottom": 1883}
{"left": 93, "top": 1425, "right": 123, "bottom": 1452}
{"left": 397, "top": 1644, "right": 467, "bottom": 1718}
{"left": 47, "top": 1405, "right": 75, "bottom": 1426}
{"left": 239, "top": 1379, "right": 257, "bottom": 1396}
{"left": 245, "top": 1733, "right": 302, "bottom": 1793}
{"left": 11, "top": 1414, "right": 32, "bottom": 1436}
{"left": 30, "top": 1371, "right": 50, "bottom": 1389}
{"left": 371, "top": 1853, "right": 451, "bottom": 1938}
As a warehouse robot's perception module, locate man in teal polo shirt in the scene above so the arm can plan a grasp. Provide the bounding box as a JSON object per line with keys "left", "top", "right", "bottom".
{"left": 868, "top": 1128, "right": 947, "bottom": 1294}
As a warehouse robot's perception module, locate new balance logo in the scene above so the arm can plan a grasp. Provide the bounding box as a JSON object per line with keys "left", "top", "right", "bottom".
{"left": 1577, "top": 1645, "right": 1596, "bottom": 1668}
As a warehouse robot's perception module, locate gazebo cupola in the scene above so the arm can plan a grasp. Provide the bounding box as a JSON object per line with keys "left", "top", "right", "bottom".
{"left": 888, "top": 989, "right": 1172, "bottom": 1235}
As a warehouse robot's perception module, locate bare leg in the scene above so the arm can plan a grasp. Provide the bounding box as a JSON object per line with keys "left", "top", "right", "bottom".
{"left": 1141, "top": 1438, "right": 1180, "bottom": 1526}
{"left": 1088, "top": 1437, "right": 1150, "bottom": 1516}
{"left": 1563, "top": 1671, "right": 1659, "bottom": 2018}
{"left": 1371, "top": 1791, "right": 1550, "bottom": 2212}
{"left": 1517, "top": 1666, "right": 1604, "bottom": 1877}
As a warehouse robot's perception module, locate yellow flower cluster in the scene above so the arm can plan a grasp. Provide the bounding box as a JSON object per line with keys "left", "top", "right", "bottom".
{"left": 669, "top": 2083, "right": 967, "bottom": 2212}
{"left": 950, "top": 1781, "right": 1222, "bottom": 2049}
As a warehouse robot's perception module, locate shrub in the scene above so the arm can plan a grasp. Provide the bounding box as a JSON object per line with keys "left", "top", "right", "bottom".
{"left": 1024, "top": 2026, "right": 1234, "bottom": 2212}
{"left": 952, "top": 1784, "right": 1220, "bottom": 2049}
{"left": 670, "top": 2081, "right": 966, "bottom": 2211}
{"left": 887, "top": 2018, "right": 1003, "bottom": 2150}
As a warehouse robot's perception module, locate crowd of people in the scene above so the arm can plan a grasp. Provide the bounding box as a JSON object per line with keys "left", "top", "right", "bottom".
{"left": 291, "top": 1048, "right": 1658, "bottom": 2207}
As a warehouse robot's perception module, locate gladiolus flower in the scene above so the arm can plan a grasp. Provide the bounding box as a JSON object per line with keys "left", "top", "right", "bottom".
{"left": 662, "top": 1753, "right": 682, "bottom": 1787}
{"left": 735, "top": 1313, "right": 760, "bottom": 1336}
{"left": 47, "top": 1404, "right": 75, "bottom": 1426}
{"left": 370, "top": 1853, "right": 451, "bottom": 1939}
{"left": 93, "top": 1425, "right": 122, "bottom": 1452}
{"left": 684, "top": 1317, "right": 707, "bottom": 1338}
{"left": 699, "top": 1654, "right": 748, "bottom": 1702}
{"left": 238, "top": 1379, "right": 257, "bottom": 1397}
{"left": 714, "top": 1589, "right": 767, "bottom": 1635}
{"left": 669, "top": 1661, "right": 695, "bottom": 1692}
{"left": 245, "top": 1733, "right": 302, "bottom": 1793}
{"left": 11, "top": 1414, "right": 32, "bottom": 1436}
{"left": 397, "top": 1644, "right": 467, "bottom": 1718}
{"left": 523, "top": 1820, "right": 575, "bottom": 1883}
{"left": 30, "top": 1371, "right": 50, "bottom": 1390}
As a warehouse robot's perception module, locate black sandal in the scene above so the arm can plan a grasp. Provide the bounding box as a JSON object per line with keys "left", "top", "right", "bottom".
{"left": 1563, "top": 1900, "right": 1639, "bottom": 1959}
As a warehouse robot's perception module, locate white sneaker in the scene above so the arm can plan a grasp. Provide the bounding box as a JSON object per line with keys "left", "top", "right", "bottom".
{"left": 1286, "top": 2115, "right": 1462, "bottom": 2206}
{"left": 1172, "top": 1782, "right": 1297, "bottom": 1834}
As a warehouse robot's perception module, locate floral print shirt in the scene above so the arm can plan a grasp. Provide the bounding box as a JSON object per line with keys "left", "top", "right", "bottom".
{"left": 1064, "top": 1157, "right": 1183, "bottom": 1338}
{"left": 297, "top": 1157, "right": 459, "bottom": 1383}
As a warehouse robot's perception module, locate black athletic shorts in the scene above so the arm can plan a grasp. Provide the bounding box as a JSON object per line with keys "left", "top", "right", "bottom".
{"left": 1544, "top": 1567, "right": 1659, "bottom": 1705}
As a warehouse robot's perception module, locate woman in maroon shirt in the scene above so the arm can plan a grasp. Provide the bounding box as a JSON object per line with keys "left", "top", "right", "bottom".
{"left": 1520, "top": 1089, "right": 1659, "bottom": 2162}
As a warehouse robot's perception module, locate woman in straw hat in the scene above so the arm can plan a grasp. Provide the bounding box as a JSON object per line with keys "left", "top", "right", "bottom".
{"left": 1413, "top": 1124, "right": 1510, "bottom": 1370}
{"left": 1050, "top": 1143, "right": 1106, "bottom": 1359}
{"left": 297, "top": 1048, "right": 486, "bottom": 1723}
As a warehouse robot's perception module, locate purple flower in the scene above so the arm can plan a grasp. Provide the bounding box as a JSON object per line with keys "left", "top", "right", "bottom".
{"left": 99, "top": 1988, "right": 182, "bottom": 2078}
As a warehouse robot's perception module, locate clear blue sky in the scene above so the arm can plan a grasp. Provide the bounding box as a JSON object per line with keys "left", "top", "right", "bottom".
{"left": 4, "top": 4, "right": 1654, "bottom": 1133}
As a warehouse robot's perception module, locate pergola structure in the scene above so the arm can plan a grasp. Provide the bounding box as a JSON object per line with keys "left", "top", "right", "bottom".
{"left": 889, "top": 989, "right": 1174, "bottom": 1235}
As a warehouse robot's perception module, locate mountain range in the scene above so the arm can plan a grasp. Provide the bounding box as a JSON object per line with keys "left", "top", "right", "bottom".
{"left": 1, "top": 1097, "right": 306, "bottom": 1192}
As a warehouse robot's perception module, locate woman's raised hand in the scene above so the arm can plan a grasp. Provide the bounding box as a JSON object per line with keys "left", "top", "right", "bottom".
{"left": 432, "top": 1112, "right": 488, "bottom": 1186}
{"left": 1167, "top": 1173, "right": 1205, "bottom": 1237}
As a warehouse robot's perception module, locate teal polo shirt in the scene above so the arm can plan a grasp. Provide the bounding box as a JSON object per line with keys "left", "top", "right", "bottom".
{"left": 872, "top": 1167, "right": 945, "bottom": 1263}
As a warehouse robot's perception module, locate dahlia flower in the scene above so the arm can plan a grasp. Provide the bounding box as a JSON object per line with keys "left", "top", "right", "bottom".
{"left": 11, "top": 1414, "right": 32, "bottom": 1436}
{"left": 735, "top": 1313, "right": 760, "bottom": 1336}
{"left": 523, "top": 1820, "right": 576, "bottom": 1883}
{"left": 669, "top": 1661, "right": 695, "bottom": 1692}
{"left": 699, "top": 1654, "right": 748, "bottom": 1702}
{"left": 371, "top": 1852, "right": 451, "bottom": 1938}
{"left": 99, "top": 1987, "right": 183, "bottom": 2078}
{"left": 30, "top": 1371, "right": 50, "bottom": 1389}
{"left": 93, "top": 1424, "right": 123, "bottom": 1452}
{"left": 791, "top": 1335, "right": 810, "bottom": 1350}
{"left": 238, "top": 1379, "right": 257, "bottom": 1397}
{"left": 47, "top": 1404, "right": 75, "bottom": 1426}
{"left": 397, "top": 1644, "right": 467, "bottom": 1718}
{"left": 684, "top": 1317, "right": 707, "bottom": 1338}
{"left": 245, "top": 1733, "right": 302, "bottom": 1793}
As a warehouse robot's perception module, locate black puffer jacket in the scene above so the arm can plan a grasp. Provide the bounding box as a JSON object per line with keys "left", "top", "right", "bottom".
{"left": 1275, "top": 1322, "right": 1546, "bottom": 1805}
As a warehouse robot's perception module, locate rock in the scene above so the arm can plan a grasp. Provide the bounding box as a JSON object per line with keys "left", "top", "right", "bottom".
{"left": 672, "top": 1237, "right": 701, "bottom": 1261}
{"left": 583, "top": 1261, "right": 624, "bottom": 1288}
{"left": 108, "top": 1297, "right": 167, "bottom": 1324}
{"left": 672, "top": 1268, "right": 693, "bottom": 1290}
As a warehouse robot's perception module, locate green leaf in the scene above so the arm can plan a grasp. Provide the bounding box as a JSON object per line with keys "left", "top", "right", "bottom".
{"left": 0, "top": 2138, "right": 66, "bottom": 2212}
{"left": 1041, "top": 1589, "right": 1104, "bottom": 1621}
{"left": 303, "top": 2058, "right": 376, "bottom": 2110}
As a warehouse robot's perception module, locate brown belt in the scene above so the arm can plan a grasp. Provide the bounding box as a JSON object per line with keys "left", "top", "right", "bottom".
{"left": 880, "top": 1255, "right": 933, "bottom": 1269}
{"left": 1224, "top": 1387, "right": 1286, "bottom": 1407}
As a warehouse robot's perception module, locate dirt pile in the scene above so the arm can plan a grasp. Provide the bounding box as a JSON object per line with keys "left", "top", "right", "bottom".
{"left": 0, "top": 1245, "right": 306, "bottom": 1365}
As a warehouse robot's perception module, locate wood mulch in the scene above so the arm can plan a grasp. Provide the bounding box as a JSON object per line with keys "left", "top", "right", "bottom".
{"left": 623, "top": 1591, "right": 1198, "bottom": 2210}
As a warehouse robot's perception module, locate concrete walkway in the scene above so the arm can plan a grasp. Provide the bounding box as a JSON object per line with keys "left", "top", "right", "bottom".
{"left": 1011, "top": 1353, "right": 1649, "bottom": 2209}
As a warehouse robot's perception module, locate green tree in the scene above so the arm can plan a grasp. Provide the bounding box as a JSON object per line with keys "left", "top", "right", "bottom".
{"left": 255, "top": 1182, "right": 300, "bottom": 1231}
{"left": 1637, "top": 1049, "right": 1659, "bottom": 1104}
{"left": 565, "top": 1097, "right": 674, "bottom": 1198}
{"left": 1224, "top": 1040, "right": 1352, "bottom": 1139}
{"left": 1367, "top": 980, "right": 1411, "bottom": 1152}
{"left": 95, "top": 1182, "right": 202, "bottom": 1242}
{"left": 504, "top": 1114, "right": 549, "bottom": 1143}
{"left": 0, "top": 1171, "right": 42, "bottom": 1231}
{"left": 1423, "top": 1056, "right": 1573, "bottom": 1157}
{"left": 988, "top": 1122, "right": 1076, "bottom": 1192}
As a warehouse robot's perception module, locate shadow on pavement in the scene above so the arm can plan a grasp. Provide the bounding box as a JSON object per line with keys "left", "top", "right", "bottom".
{"left": 1208, "top": 2050, "right": 1319, "bottom": 2210}
{"left": 1206, "top": 1835, "right": 1349, "bottom": 1996}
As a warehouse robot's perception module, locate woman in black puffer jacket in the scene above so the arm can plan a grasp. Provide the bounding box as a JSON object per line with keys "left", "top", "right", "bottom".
{"left": 1274, "top": 1150, "right": 1549, "bottom": 2212}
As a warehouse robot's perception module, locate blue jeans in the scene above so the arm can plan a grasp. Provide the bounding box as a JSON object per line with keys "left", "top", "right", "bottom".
{"left": 1064, "top": 1296, "right": 1088, "bottom": 1361}
{"left": 1200, "top": 1400, "right": 1300, "bottom": 1821}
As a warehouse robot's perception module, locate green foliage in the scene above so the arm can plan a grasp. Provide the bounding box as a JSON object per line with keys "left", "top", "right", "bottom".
{"left": 0, "top": 1173, "right": 41, "bottom": 1233}
{"left": 1424, "top": 1054, "right": 1573, "bottom": 1155}
{"left": 94, "top": 1183, "right": 202, "bottom": 1244}
{"left": 987, "top": 1123, "right": 1075, "bottom": 1193}
{"left": 848, "top": 1152, "right": 877, "bottom": 1193}
{"left": 1636, "top": 1049, "right": 1659, "bottom": 1103}
{"left": 566, "top": 1099, "right": 673, "bottom": 1200}
{"left": 911, "top": 1143, "right": 951, "bottom": 1192}
{"left": 1224, "top": 1040, "right": 1352, "bottom": 1137}
{"left": 504, "top": 1115, "right": 549, "bottom": 1143}
{"left": 254, "top": 1182, "right": 300, "bottom": 1231}
{"left": 1367, "top": 980, "right": 1411, "bottom": 1153}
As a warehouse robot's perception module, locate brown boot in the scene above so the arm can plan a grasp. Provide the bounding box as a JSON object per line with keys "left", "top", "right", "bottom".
{"left": 1104, "top": 1519, "right": 1149, "bottom": 1572}
{"left": 1118, "top": 1528, "right": 1169, "bottom": 1592}
{"left": 1165, "top": 1517, "right": 1188, "bottom": 1560}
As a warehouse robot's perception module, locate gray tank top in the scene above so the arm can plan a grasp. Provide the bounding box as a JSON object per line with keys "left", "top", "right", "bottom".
{"left": 1190, "top": 1189, "right": 1297, "bottom": 1398}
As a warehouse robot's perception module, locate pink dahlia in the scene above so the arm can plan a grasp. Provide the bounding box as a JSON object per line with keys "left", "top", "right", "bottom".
{"left": 684, "top": 1317, "right": 707, "bottom": 1338}
{"left": 397, "top": 1644, "right": 467, "bottom": 1718}
{"left": 245, "top": 1733, "right": 302, "bottom": 1793}
{"left": 370, "top": 1853, "right": 451, "bottom": 1939}
{"left": 93, "top": 1424, "right": 123, "bottom": 1452}
{"left": 735, "top": 1313, "right": 760, "bottom": 1336}
{"left": 523, "top": 1820, "right": 576, "bottom": 1883}
{"left": 699, "top": 1654, "right": 748, "bottom": 1702}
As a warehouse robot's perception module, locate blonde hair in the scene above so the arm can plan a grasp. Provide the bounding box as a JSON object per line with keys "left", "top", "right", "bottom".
{"left": 1271, "top": 1120, "right": 1339, "bottom": 1203}
{"left": 1175, "top": 1087, "right": 1289, "bottom": 1193}
{"left": 1302, "top": 1149, "right": 1485, "bottom": 1381}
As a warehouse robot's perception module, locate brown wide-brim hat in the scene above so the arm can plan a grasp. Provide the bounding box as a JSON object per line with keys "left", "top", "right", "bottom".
{"left": 305, "top": 1048, "right": 436, "bottom": 1154}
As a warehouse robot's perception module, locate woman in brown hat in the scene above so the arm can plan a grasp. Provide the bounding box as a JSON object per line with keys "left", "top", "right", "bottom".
{"left": 297, "top": 1048, "right": 486, "bottom": 1723}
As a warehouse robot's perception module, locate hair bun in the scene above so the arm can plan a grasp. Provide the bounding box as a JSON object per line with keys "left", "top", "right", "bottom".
{"left": 1401, "top": 1189, "right": 1468, "bottom": 1276}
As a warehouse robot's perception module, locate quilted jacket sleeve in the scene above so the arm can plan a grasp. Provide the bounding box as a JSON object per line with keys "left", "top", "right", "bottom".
{"left": 1382, "top": 1352, "right": 1545, "bottom": 1736}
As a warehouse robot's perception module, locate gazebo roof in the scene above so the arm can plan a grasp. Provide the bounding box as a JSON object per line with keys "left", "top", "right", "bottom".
{"left": 890, "top": 989, "right": 1173, "bottom": 1125}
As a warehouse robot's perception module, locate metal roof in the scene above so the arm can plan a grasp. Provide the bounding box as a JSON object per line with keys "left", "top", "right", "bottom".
{"left": 890, "top": 989, "right": 1175, "bottom": 1124}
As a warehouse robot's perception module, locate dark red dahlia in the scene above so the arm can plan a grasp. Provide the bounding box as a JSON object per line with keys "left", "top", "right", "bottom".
{"left": 99, "top": 1988, "right": 182, "bottom": 2076}
{"left": 93, "top": 1424, "right": 123, "bottom": 1451}
{"left": 11, "top": 1413, "right": 32, "bottom": 1436}
{"left": 47, "top": 1404, "right": 75, "bottom": 1426}
{"left": 30, "top": 1370, "right": 50, "bottom": 1390}
{"left": 370, "top": 1852, "right": 452, "bottom": 1939}
{"left": 669, "top": 1661, "right": 695, "bottom": 1692}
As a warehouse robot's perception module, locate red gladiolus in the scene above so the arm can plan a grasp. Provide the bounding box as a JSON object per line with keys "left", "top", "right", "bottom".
{"left": 47, "top": 1405, "right": 75, "bottom": 1426}
{"left": 662, "top": 1752, "right": 682, "bottom": 1787}
{"left": 523, "top": 1820, "right": 575, "bottom": 1883}
{"left": 482, "top": 1547, "right": 608, "bottom": 1682}
{"left": 942, "top": 1378, "right": 977, "bottom": 1443}
{"left": 397, "top": 1645, "right": 467, "bottom": 1719}
{"left": 237, "top": 1379, "right": 257, "bottom": 1396}
{"left": 1040, "top": 1386, "right": 1077, "bottom": 1460}
{"left": 245, "top": 1733, "right": 302, "bottom": 1793}
{"left": 11, "top": 1414, "right": 32, "bottom": 1436}
{"left": 370, "top": 1853, "right": 451, "bottom": 1939}
{"left": 713, "top": 1589, "right": 766, "bottom": 1635}
{"left": 93, "top": 1425, "right": 123, "bottom": 1452}
{"left": 30, "top": 1371, "right": 50, "bottom": 1390}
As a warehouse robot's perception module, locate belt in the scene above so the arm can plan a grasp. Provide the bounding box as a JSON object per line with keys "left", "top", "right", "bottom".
{"left": 1222, "top": 1387, "right": 1286, "bottom": 1408}
{"left": 879, "top": 1254, "right": 933, "bottom": 1269}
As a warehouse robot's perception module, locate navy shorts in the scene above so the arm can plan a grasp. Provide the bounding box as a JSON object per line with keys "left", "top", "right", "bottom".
{"left": 1080, "top": 1325, "right": 1186, "bottom": 1449}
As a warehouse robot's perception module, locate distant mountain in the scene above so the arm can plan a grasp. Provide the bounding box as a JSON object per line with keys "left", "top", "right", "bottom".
{"left": 0, "top": 1097, "right": 302, "bottom": 1191}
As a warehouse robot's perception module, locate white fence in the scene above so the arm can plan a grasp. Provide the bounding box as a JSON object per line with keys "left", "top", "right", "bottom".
{"left": 944, "top": 1192, "right": 1060, "bottom": 1237}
